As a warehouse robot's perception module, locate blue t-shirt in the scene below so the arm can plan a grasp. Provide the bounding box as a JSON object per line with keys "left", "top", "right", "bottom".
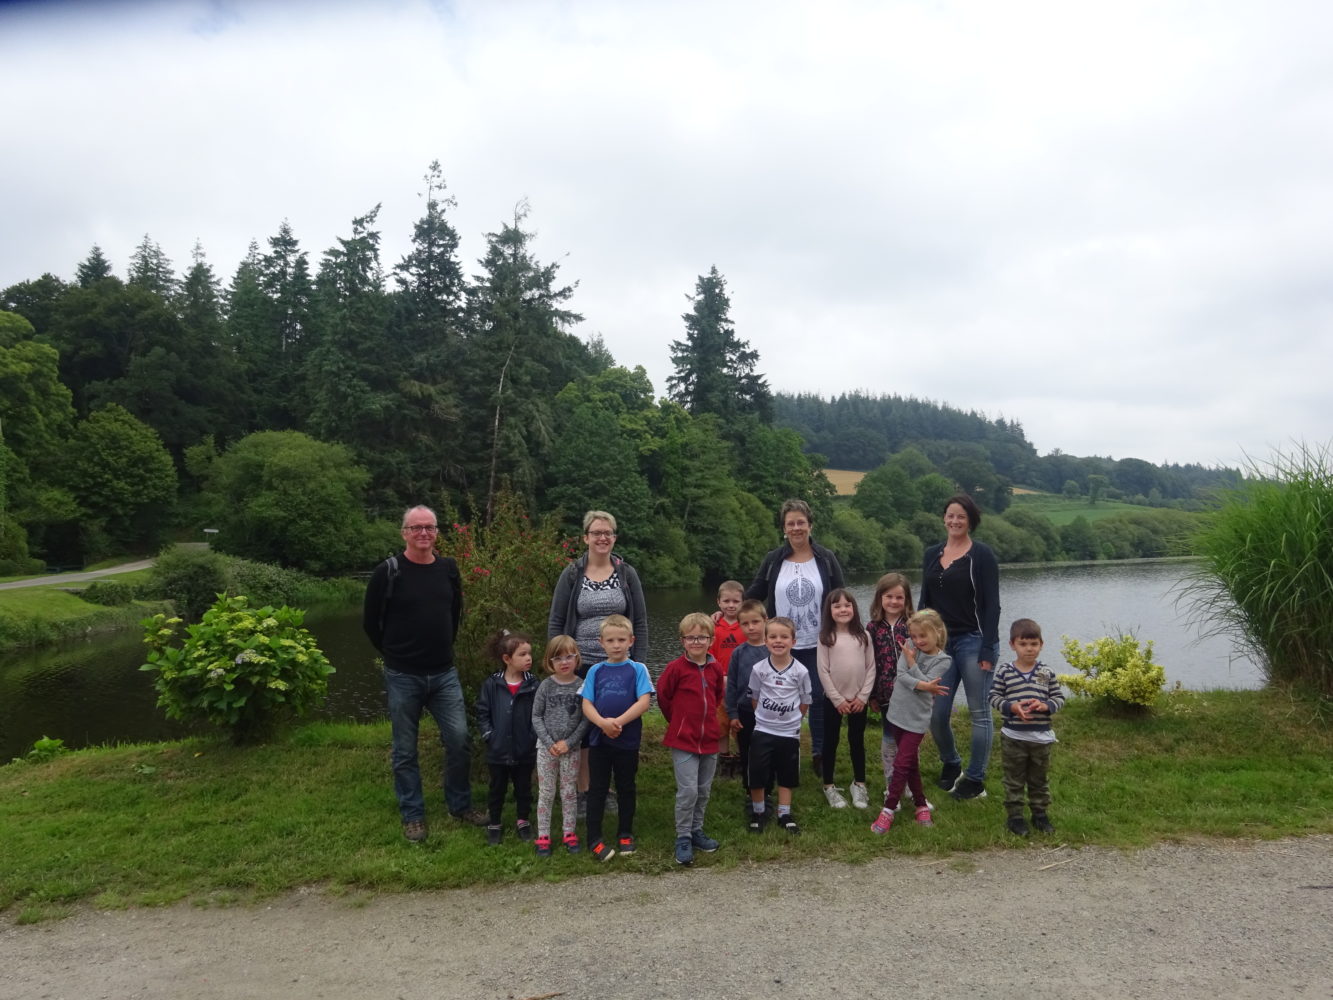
{"left": 580, "top": 659, "right": 655, "bottom": 749}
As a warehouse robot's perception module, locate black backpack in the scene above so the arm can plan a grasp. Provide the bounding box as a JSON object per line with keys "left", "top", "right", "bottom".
{"left": 377, "top": 555, "right": 401, "bottom": 632}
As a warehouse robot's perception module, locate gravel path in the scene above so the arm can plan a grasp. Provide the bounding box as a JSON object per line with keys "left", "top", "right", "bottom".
{"left": 5, "top": 837, "right": 1331, "bottom": 1000}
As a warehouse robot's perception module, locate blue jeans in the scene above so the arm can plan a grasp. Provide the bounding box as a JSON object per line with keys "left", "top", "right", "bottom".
{"left": 928, "top": 631, "right": 994, "bottom": 783}
{"left": 384, "top": 668, "right": 473, "bottom": 821}
{"left": 793, "top": 646, "right": 824, "bottom": 756}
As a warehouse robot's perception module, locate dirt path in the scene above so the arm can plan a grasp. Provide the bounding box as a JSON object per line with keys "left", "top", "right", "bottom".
{"left": 5, "top": 837, "right": 1331, "bottom": 1000}
{"left": 0, "top": 560, "right": 154, "bottom": 591}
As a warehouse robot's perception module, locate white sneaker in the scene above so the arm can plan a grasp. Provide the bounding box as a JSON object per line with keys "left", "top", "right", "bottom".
{"left": 823, "top": 785, "right": 848, "bottom": 809}
{"left": 849, "top": 782, "right": 869, "bottom": 809}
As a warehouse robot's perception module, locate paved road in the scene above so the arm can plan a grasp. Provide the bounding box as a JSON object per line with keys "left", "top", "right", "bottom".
{"left": 0, "top": 560, "right": 154, "bottom": 591}
{"left": 4, "top": 837, "right": 1331, "bottom": 1000}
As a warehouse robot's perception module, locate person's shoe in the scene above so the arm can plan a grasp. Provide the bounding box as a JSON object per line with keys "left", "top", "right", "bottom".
{"left": 589, "top": 838, "right": 615, "bottom": 862}
{"left": 616, "top": 834, "right": 636, "bottom": 856}
{"left": 849, "top": 782, "right": 870, "bottom": 809}
{"left": 516, "top": 820, "right": 534, "bottom": 841}
{"left": 870, "top": 808, "right": 895, "bottom": 834}
{"left": 1007, "top": 815, "right": 1032, "bottom": 837}
{"left": 776, "top": 812, "right": 800, "bottom": 835}
{"left": 950, "top": 776, "right": 988, "bottom": 800}
{"left": 486, "top": 824, "right": 503, "bottom": 846}
{"left": 674, "top": 835, "right": 694, "bottom": 866}
{"left": 402, "top": 819, "right": 428, "bottom": 843}
{"left": 563, "top": 832, "right": 582, "bottom": 854}
{"left": 914, "top": 805, "right": 934, "bottom": 827}
{"left": 534, "top": 835, "right": 552, "bottom": 857}
{"left": 747, "top": 808, "right": 768, "bottom": 834}
{"left": 450, "top": 807, "right": 489, "bottom": 827}
{"left": 1031, "top": 813, "right": 1055, "bottom": 834}
{"left": 823, "top": 785, "right": 848, "bottom": 809}
{"left": 690, "top": 829, "right": 719, "bottom": 852}
{"left": 936, "top": 761, "right": 962, "bottom": 791}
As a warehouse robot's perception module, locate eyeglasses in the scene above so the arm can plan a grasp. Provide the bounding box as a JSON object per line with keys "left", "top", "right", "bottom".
{"left": 682, "top": 635, "right": 711, "bottom": 644}
{"left": 586, "top": 530, "right": 616, "bottom": 539}
{"left": 553, "top": 653, "right": 578, "bottom": 662}
{"left": 403, "top": 524, "right": 439, "bottom": 534}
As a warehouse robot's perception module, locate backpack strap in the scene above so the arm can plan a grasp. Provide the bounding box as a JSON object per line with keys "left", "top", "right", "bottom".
{"left": 378, "top": 555, "right": 400, "bottom": 632}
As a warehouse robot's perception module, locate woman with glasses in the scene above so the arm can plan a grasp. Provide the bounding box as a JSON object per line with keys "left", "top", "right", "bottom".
{"left": 744, "top": 499, "right": 845, "bottom": 777}
{"left": 547, "top": 510, "right": 649, "bottom": 675}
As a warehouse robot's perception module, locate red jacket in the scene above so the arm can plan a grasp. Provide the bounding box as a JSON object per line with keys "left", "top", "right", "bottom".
{"left": 657, "top": 654, "right": 725, "bottom": 754}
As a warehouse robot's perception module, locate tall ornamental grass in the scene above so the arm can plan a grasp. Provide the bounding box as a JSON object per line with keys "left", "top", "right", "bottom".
{"left": 1186, "top": 443, "right": 1333, "bottom": 699}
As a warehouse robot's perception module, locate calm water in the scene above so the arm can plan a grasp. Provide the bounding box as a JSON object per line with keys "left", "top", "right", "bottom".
{"left": 0, "top": 561, "right": 1262, "bottom": 761}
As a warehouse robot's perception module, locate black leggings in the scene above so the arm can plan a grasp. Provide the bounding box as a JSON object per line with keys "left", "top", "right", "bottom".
{"left": 586, "top": 744, "right": 638, "bottom": 843}
{"left": 821, "top": 698, "right": 867, "bottom": 784}
{"left": 488, "top": 759, "right": 534, "bottom": 825}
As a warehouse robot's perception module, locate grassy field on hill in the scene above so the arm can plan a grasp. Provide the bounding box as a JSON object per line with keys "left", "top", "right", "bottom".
{"left": 824, "top": 469, "right": 866, "bottom": 496}
{"left": 1008, "top": 492, "right": 1150, "bottom": 525}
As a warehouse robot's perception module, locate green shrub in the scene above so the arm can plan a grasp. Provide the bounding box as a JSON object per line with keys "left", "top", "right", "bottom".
{"left": 139, "top": 595, "right": 334, "bottom": 745}
{"left": 79, "top": 579, "right": 136, "bottom": 606}
{"left": 1058, "top": 633, "right": 1166, "bottom": 709}
{"left": 148, "top": 546, "right": 228, "bottom": 622}
{"left": 434, "top": 493, "right": 575, "bottom": 693}
{"left": 10, "top": 735, "right": 69, "bottom": 765}
{"left": 1187, "top": 444, "right": 1333, "bottom": 699}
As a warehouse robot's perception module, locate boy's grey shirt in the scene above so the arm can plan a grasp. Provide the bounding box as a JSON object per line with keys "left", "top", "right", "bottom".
{"left": 531, "top": 675, "right": 590, "bottom": 749}
{"left": 725, "top": 642, "right": 769, "bottom": 719}
{"left": 885, "top": 650, "right": 952, "bottom": 733}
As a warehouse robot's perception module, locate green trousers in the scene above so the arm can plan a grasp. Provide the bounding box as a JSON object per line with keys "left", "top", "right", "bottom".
{"left": 1000, "top": 733, "right": 1053, "bottom": 818}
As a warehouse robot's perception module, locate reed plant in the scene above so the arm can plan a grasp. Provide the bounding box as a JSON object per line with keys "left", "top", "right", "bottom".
{"left": 1186, "top": 443, "right": 1333, "bottom": 700}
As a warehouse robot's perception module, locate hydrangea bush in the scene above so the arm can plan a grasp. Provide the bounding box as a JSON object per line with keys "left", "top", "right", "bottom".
{"left": 140, "top": 595, "right": 334, "bottom": 744}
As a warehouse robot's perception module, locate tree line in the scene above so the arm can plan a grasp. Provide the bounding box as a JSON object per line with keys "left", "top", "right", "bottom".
{"left": 0, "top": 161, "right": 1240, "bottom": 580}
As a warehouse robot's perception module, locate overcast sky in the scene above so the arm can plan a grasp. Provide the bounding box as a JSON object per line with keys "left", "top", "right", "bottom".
{"left": 4, "top": 0, "right": 1331, "bottom": 469}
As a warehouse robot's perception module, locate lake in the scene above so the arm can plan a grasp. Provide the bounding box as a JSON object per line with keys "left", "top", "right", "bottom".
{"left": 0, "top": 560, "right": 1263, "bottom": 762}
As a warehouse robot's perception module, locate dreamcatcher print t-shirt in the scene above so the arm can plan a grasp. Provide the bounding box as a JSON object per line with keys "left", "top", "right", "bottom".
{"left": 775, "top": 559, "right": 822, "bottom": 650}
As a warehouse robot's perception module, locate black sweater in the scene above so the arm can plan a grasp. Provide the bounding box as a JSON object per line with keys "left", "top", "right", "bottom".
{"left": 362, "top": 554, "right": 463, "bottom": 674}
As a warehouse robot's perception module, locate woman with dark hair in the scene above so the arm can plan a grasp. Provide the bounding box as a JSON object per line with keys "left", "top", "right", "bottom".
{"left": 918, "top": 493, "right": 1001, "bottom": 801}
{"left": 745, "top": 499, "right": 846, "bottom": 774}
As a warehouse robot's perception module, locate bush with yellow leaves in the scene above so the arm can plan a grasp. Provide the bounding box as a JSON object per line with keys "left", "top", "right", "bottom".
{"left": 1058, "top": 632, "right": 1166, "bottom": 709}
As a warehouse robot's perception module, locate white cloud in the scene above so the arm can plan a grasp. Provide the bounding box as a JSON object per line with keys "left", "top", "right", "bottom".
{"left": 4, "top": 0, "right": 1332, "bottom": 467}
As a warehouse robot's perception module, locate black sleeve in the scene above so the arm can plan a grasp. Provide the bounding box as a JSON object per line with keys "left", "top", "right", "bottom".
{"left": 448, "top": 558, "right": 464, "bottom": 641}
{"left": 362, "top": 560, "right": 388, "bottom": 652}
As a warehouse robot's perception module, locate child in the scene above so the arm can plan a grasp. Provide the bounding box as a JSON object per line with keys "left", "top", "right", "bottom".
{"left": 476, "top": 630, "right": 539, "bottom": 846}
{"left": 658, "top": 612, "right": 725, "bottom": 865}
{"left": 708, "top": 580, "right": 746, "bottom": 753}
{"left": 747, "top": 617, "right": 812, "bottom": 835}
{"left": 816, "top": 588, "right": 875, "bottom": 809}
{"left": 531, "top": 635, "right": 589, "bottom": 856}
{"left": 871, "top": 610, "right": 951, "bottom": 834}
{"left": 726, "top": 599, "right": 773, "bottom": 806}
{"left": 865, "top": 573, "right": 929, "bottom": 810}
{"left": 580, "top": 614, "right": 654, "bottom": 862}
{"left": 989, "top": 618, "right": 1065, "bottom": 837}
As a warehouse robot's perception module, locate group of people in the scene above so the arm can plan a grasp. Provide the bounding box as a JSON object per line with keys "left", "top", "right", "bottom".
{"left": 362, "top": 496, "right": 1066, "bottom": 859}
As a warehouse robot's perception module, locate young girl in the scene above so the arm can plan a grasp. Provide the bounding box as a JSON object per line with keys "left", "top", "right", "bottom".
{"left": 531, "top": 635, "right": 589, "bottom": 856}
{"left": 476, "top": 630, "right": 539, "bottom": 846}
{"left": 871, "top": 609, "right": 951, "bottom": 834}
{"left": 865, "top": 573, "right": 926, "bottom": 807}
{"left": 816, "top": 588, "right": 875, "bottom": 809}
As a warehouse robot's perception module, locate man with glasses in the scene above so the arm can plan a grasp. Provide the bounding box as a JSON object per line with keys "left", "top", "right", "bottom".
{"left": 363, "top": 505, "right": 485, "bottom": 841}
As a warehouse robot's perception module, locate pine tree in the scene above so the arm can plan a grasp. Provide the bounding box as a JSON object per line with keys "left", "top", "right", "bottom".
{"left": 75, "top": 245, "right": 112, "bottom": 287}
{"left": 127, "top": 235, "right": 178, "bottom": 300}
{"left": 667, "top": 266, "right": 771, "bottom": 425}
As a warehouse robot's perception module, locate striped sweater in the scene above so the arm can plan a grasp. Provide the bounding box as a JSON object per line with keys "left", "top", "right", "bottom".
{"left": 988, "top": 660, "right": 1065, "bottom": 735}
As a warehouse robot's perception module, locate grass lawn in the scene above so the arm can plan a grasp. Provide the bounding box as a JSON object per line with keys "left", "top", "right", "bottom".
{"left": 2, "top": 688, "right": 1329, "bottom": 924}
{"left": 1008, "top": 491, "right": 1152, "bottom": 525}
{"left": 0, "top": 583, "right": 166, "bottom": 649}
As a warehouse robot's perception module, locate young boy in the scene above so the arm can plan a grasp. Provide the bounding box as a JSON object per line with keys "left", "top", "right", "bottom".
{"left": 709, "top": 581, "right": 746, "bottom": 754}
{"left": 581, "top": 614, "right": 655, "bottom": 861}
{"left": 726, "top": 600, "right": 772, "bottom": 803}
{"left": 988, "top": 618, "right": 1065, "bottom": 837}
{"left": 746, "top": 616, "right": 812, "bottom": 835}
{"left": 658, "top": 612, "right": 725, "bottom": 865}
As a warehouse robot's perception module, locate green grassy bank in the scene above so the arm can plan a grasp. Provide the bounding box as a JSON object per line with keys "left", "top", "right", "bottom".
{"left": 0, "top": 578, "right": 166, "bottom": 649}
{"left": 2, "top": 688, "right": 1329, "bottom": 924}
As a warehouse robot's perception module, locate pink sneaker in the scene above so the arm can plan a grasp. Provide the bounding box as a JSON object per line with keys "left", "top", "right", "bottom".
{"left": 870, "top": 808, "right": 895, "bottom": 834}
{"left": 914, "top": 806, "right": 934, "bottom": 826}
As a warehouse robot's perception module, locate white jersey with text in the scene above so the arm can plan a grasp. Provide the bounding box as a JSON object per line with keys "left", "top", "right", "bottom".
{"left": 747, "top": 656, "right": 813, "bottom": 739}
